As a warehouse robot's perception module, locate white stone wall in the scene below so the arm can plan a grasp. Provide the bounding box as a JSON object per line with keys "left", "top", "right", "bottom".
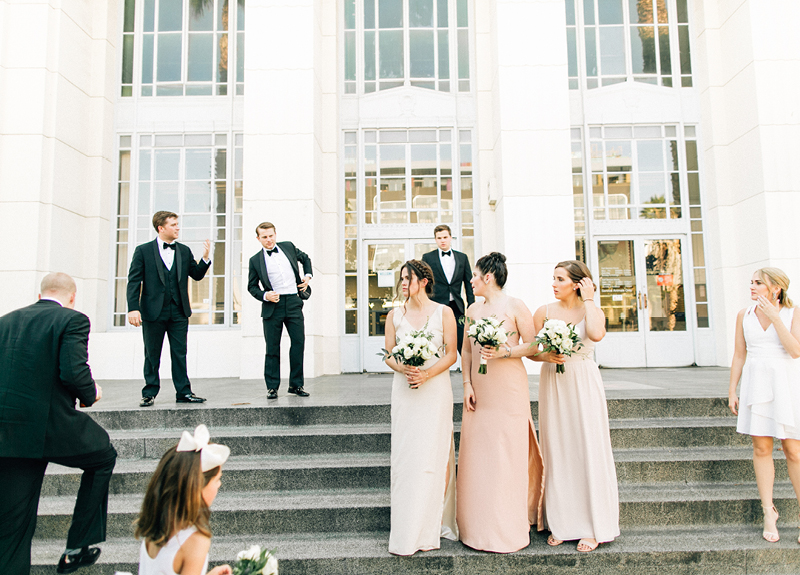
{"left": 693, "top": 0, "right": 800, "bottom": 365}
{"left": 0, "top": 0, "right": 118, "bottom": 327}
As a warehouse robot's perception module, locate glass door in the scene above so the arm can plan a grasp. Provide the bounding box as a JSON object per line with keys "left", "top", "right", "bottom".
{"left": 360, "top": 238, "right": 438, "bottom": 372}
{"left": 594, "top": 236, "right": 694, "bottom": 367}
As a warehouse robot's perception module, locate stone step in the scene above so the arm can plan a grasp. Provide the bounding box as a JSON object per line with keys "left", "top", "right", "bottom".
{"left": 106, "top": 416, "right": 746, "bottom": 459}
{"left": 41, "top": 446, "right": 786, "bottom": 497}
{"left": 33, "top": 482, "right": 800, "bottom": 540}
{"left": 30, "top": 524, "right": 800, "bottom": 575}
{"left": 85, "top": 397, "right": 731, "bottom": 431}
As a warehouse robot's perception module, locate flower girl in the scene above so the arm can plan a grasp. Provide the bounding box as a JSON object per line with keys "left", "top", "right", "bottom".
{"left": 135, "top": 424, "right": 232, "bottom": 575}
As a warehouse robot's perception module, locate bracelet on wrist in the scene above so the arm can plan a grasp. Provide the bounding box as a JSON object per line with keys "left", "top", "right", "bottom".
{"left": 463, "top": 380, "right": 472, "bottom": 386}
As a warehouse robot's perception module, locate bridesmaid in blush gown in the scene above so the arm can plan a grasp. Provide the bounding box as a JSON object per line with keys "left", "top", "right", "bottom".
{"left": 384, "top": 260, "right": 459, "bottom": 555}
{"left": 532, "top": 260, "right": 619, "bottom": 552}
{"left": 456, "top": 252, "right": 545, "bottom": 553}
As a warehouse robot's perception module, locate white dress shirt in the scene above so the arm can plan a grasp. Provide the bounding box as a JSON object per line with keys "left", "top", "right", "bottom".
{"left": 40, "top": 297, "right": 64, "bottom": 306}
{"left": 439, "top": 249, "right": 456, "bottom": 300}
{"left": 159, "top": 240, "right": 176, "bottom": 270}
{"left": 263, "top": 246, "right": 310, "bottom": 297}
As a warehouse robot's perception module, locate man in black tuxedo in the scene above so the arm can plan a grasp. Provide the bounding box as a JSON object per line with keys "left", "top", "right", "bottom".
{"left": 0, "top": 273, "right": 117, "bottom": 575}
{"left": 422, "top": 224, "right": 475, "bottom": 353}
{"left": 248, "top": 222, "right": 313, "bottom": 399}
{"left": 127, "top": 211, "right": 211, "bottom": 407}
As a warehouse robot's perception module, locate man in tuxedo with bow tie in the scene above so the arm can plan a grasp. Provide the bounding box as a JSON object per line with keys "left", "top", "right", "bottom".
{"left": 422, "top": 224, "right": 474, "bottom": 354}
{"left": 248, "top": 222, "right": 313, "bottom": 399}
{"left": 127, "top": 211, "right": 211, "bottom": 407}
{"left": 0, "top": 273, "right": 116, "bottom": 574}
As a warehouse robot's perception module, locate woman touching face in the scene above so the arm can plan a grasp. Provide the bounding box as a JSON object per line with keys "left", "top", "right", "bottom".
{"left": 750, "top": 273, "right": 776, "bottom": 302}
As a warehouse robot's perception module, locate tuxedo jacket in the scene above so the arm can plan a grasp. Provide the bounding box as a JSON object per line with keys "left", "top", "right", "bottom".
{"left": 248, "top": 242, "right": 313, "bottom": 319}
{"left": 0, "top": 300, "right": 110, "bottom": 459}
{"left": 127, "top": 238, "right": 211, "bottom": 321}
{"left": 422, "top": 249, "right": 475, "bottom": 315}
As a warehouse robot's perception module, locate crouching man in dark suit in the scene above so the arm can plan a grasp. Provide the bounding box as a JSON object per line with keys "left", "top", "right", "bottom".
{"left": 0, "top": 273, "right": 117, "bottom": 574}
{"left": 422, "top": 224, "right": 475, "bottom": 354}
{"left": 248, "top": 222, "right": 313, "bottom": 399}
{"left": 127, "top": 211, "right": 211, "bottom": 407}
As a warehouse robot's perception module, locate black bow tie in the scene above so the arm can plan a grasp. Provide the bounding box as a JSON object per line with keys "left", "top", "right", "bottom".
{"left": 267, "top": 248, "right": 279, "bottom": 256}
{"left": 442, "top": 251, "right": 452, "bottom": 257}
{"left": 163, "top": 243, "right": 176, "bottom": 250}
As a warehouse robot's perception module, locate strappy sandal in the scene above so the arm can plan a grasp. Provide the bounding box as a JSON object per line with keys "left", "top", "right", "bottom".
{"left": 547, "top": 535, "right": 564, "bottom": 546}
{"left": 762, "top": 505, "right": 780, "bottom": 543}
{"left": 577, "top": 538, "right": 599, "bottom": 552}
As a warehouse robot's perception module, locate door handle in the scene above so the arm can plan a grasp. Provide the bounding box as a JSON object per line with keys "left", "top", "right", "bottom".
{"left": 643, "top": 293, "right": 648, "bottom": 309}
{"left": 637, "top": 291, "right": 642, "bottom": 309}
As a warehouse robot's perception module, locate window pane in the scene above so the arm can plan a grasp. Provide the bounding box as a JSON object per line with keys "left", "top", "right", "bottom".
{"left": 658, "top": 26, "right": 671, "bottom": 75}
{"left": 218, "top": 0, "right": 228, "bottom": 31}
{"left": 687, "top": 173, "right": 700, "bottom": 204}
{"left": 159, "top": 0, "right": 183, "bottom": 31}
{"left": 217, "top": 33, "right": 228, "bottom": 83}
{"left": 236, "top": 31, "right": 245, "bottom": 83}
{"left": 437, "top": 0, "right": 448, "bottom": 27}
{"left": 188, "top": 34, "right": 214, "bottom": 81}
{"left": 457, "top": 0, "right": 468, "bottom": 27}
{"left": 438, "top": 29, "right": 449, "bottom": 79}
{"left": 457, "top": 29, "right": 469, "bottom": 79}
{"left": 410, "top": 0, "right": 433, "bottom": 27}
{"left": 365, "top": 31, "right": 376, "bottom": 81}
{"left": 566, "top": 0, "right": 576, "bottom": 26}
{"left": 629, "top": 0, "right": 653, "bottom": 24}
{"left": 144, "top": 0, "right": 156, "bottom": 31}
{"left": 379, "top": 0, "right": 403, "bottom": 28}
{"left": 157, "top": 34, "right": 183, "bottom": 81}
{"left": 365, "top": 0, "right": 375, "bottom": 28}
{"left": 189, "top": 2, "right": 213, "bottom": 31}
{"left": 585, "top": 27, "right": 597, "bottom": 76}
{"left": 142, "top": 34, "right": 154, "bottom": 83}
{"left": 380, "top": 144, "right": 405, "bottom": 175}
{"left": 122, "top": 35, "right": 134, "bottom": 84}
{"left": 345, "top": 0, "right": 356, "bottom": 29}
{"left": 379, "top": 30, "right": 404, "bottom": 78}
{"left": 567, "top": 28, "right": 578, "bottom": 77}
{"left": 676, "top": 0, "right": 688, "bottom": 23}
{"left": 637, "top": 140, "right": 664, "bottom": 171}
{"left": 678, "top": 25, "right": 692, "bottom": 74}
{"left": 185, "top": 181, "right": 212, "bottom": 212}
{"left": 685, "top": 140, "right": 698, "bottom": 171}
{"left": 186, "top": 149, "right": 212, "bottom": 179}
{"left": 639, "top": 172, "right": 666, "bottom": 204}
{"left": 155, "top": 150, "right": 180, "bottom": 180}
{"left": 630, "top": 26, "right": 655, "bottom": 74}
{"left": 345, "top": 31, "right": 356, "bottom": 81}
{"left": 583, "top": 0, "right": 595, "bottom": 25}
{"left": 410, "top": 30, "right": 435, "bottom": 78}
{"left": 606, "top": 141, "right": 632, "bottom": 171}
{"left": 692, "top": 234, "right": 705, "bottom": 267}
{"left": 411, "top": 144, "right": 437, "bottom": 174}
{"left": 598, "top": 0, "right": 623, "bottom": 24}
{"left": 599, "top": 26, "right": 625, "bottom": 75}
{"left": 154, "top": 181, "right": 180, "bottom": 211}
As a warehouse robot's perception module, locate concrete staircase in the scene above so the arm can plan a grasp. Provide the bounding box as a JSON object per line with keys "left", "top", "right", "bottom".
{"left": 32, "top": 398, "right": 800, "bottom": 574}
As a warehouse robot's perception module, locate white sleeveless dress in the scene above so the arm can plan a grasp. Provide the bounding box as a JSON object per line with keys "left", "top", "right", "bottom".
{"left": 139, "top": 526, "right": 208, "bottom": 575}
{"left": 737, "top": 305, "right": 800, "bottom": 439}
{"left": 388, "top": 304, "right": 458, "bottom": 555}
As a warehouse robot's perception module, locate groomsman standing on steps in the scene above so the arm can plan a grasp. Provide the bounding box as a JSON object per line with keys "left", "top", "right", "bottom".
{"left": 248, "top": 222, "right": 313, "bottom": 399}
{"left": 422, "top": 224, "right": 474, "bottom": 354}
{"left": 127, "top": 211, "right": 211, "bottom": 407}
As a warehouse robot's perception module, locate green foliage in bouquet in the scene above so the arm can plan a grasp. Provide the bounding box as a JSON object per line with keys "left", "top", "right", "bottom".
{"left": 232, "top": 545, "right": 278, "bottom": 575}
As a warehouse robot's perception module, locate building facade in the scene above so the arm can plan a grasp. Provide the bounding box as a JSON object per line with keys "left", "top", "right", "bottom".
{"left": 1, "top": 0, "right": 798, "bottom": 379}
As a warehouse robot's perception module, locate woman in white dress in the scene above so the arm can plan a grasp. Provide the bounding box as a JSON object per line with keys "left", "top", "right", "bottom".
{"left": 384, "top": 259, "right": 459, "bottom": 555}
{"left": 531, "top": 260, "right": 619, "bottom": 552}
{"left": 729, "top": 267, "right": 800, "bottom": 544}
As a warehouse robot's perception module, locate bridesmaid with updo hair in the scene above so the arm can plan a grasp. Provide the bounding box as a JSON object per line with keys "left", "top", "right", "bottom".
{"left": 456, "top": 252, "right": 545, "bottom": 552}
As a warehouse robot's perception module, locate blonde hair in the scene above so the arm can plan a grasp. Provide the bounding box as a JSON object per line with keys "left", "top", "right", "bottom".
{"left": 755, "top": 267, "right": 794, "bottom": 308}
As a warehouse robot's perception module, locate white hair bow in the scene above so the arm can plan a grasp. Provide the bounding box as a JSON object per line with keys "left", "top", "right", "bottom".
{"left": 176, "top": 424, "right": 230, "bottom": 472}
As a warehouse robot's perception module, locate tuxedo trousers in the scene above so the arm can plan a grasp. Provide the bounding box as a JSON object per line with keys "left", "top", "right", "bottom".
{"left": 262, "top": 294, "right": 305, "bottom": 390}
{"left": 448, "top": 301, "right": 466, "bottom": 355}
{"left": 141, "top": 299, "right": 192, "bottom": 399}
{"left": 0, "top": 445, "right": 117, "bottom": 574}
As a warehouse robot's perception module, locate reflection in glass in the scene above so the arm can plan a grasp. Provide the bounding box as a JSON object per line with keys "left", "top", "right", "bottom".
{"left": 380, "top": 30, "right": 403, "bottom": 78}
{"left": 599, "top": 27, "right": 625, "bottom": 75}
{"left": 598, "top": 240, "right": 638, "bottom": 332}
{"left": 645, "top": 239, "right": 685, "bottom": 331}
{"left": 368, "top": 243, "right": 405, "bottom": 336}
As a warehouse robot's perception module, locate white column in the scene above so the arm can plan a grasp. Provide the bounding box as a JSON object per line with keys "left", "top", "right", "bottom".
{"left": 481, "top": 0, "right": 574, "bottom": 348}
{"left": 0, "top": 0, "right": 117, "bottom": 323}
{"left": 242, "top": 0, "right": 335, "bottom": 379}
{"left": 693, "top": 0, "right": 800, "bottom": 364}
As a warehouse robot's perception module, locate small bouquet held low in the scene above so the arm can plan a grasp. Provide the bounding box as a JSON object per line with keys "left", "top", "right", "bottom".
{"left": 233, "top": 545, "right": 278, "bottom": 575}
{"left": 532, "top": 319, "right": 582, "bottom": 374}
{"left": 381, "top": 321, "right": 444, "bottom": 388}
{"left": 465, "top": 315, "right": 516, "bottom": 374}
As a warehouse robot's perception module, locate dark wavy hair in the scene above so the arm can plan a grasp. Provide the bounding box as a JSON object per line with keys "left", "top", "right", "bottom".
{"left": 399, "top": 260, "right": 434, "bottom": 297}
{"left": 555, "top": 260, "right": 596, "bottom": 299}
{"left": 134, "top": 446, "right": 220, "bottom": 547}
{"left": 475, "top": 252, "right": 508, "bottom": 288}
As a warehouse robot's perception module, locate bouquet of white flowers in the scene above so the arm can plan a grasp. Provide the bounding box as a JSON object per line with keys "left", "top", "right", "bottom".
{"left": 380, "top": 321, "right": 444, "bottom": 387}
{"left": 233, "top": 545, "right": 278, "bottom": 575}
{"left": 465, "top": 315, "right": 516, "bottom": 374}
{"left": 532, "top": 319, "right": 582, "bottom": 374}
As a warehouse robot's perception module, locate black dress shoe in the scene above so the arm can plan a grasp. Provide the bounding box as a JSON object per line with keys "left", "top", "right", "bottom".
{"left": 287, "top": 386, "right": 310, "bottom": 397}
{"left": 176, "top": 393, "right": 206, "bottom": 403}
{"left": 57, "top": 547, "right": 101, "bottom": 574}
{"left": 140, "top": 396, "right": 154, "bottom": 407}
{"left": 267, "top": 389, "right": 278, "bottom": 399}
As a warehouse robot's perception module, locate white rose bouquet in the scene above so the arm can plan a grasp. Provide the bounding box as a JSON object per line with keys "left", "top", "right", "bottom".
{"left": 465, "top": 315, "right": 516, "bottom": 374}
{"left": 380, "top": 321, "right": 444, "bottom": 387}
{"left": 532, "top": 319, "right": 582, "bottom": 374}
{"left": 233, "top": 545, "right": 278, "bottom": 575}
